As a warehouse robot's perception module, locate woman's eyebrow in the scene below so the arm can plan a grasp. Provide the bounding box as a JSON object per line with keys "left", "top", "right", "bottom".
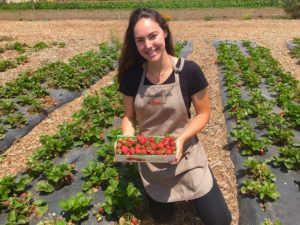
{"left": 135, "top": 31, "right": 158, "bottom": 39}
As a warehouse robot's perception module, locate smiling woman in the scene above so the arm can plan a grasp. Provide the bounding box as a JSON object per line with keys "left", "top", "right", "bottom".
{"left": 117, "top": 8, "right": 232, "bottom": 225}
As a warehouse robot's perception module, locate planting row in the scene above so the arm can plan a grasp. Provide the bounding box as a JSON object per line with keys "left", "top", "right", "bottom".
{"left": 288, "top": 37, "right": 300, "bottom": 65}
{"left": 0, "top": 41, "right": 120, "bottom": 153}
{"left": 216, "top": 40, "right": 299, "bottom": 224}
{"left": 0, "top": 0, "right": 282, "bottom": 10}
{"left": 0, "top": 40, "right": 66, "bottom": 72}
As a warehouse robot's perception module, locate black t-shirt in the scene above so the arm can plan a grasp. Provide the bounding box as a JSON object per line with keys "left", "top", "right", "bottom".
{"left": 119, "top": 58, "right": 208, "bottom": 116}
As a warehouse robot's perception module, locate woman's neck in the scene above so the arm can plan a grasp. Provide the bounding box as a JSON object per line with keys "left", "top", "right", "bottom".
{"left": 147, "top": 52, "right": 171, "bottom": 76}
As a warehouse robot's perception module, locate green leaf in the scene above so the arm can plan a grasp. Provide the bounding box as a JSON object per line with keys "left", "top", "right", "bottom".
{"left": 16, "top": 215, "right": 28, "bottom": 224}
{"left": 35, "top": 180, "right": 54, "bottom": 193}
{"left": 127, "top": 182, "right": 137, "bottom": 197}
{"left": 7, "top": 210, "right": 17, "bottom": 222}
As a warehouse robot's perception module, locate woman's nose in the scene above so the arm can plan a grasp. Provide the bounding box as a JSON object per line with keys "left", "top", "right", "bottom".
{"left": 144, "top": 38, "right": 152, "bottom": 48}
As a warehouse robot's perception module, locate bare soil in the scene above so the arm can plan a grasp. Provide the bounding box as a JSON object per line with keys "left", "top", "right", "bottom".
{"left": 0, "top": 10, "right": 299, "bottom": 225}
{"left": 0, "top": 8, "right": 286, "bottom": 21}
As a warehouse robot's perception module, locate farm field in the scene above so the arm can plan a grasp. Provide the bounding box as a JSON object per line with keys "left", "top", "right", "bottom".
{"left": 0, "top": 12, "right": 299, "bottom": 225}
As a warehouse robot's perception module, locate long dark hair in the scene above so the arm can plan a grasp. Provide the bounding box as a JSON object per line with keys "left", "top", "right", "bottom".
{"left": 117, "top": 8, "right": 175, "bottom": 84}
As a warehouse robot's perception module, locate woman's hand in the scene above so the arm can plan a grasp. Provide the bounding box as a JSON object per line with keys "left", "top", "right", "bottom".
{"left": 169, "top": 137, "right": 184, "bottom": 164}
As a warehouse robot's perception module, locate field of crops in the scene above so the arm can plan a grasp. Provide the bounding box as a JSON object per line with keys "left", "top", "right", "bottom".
{"left": 0, "top": 0, "right": 282, "bottom": 10}
{"left": 0, "top": 11, "right": 299, "bottom": 225}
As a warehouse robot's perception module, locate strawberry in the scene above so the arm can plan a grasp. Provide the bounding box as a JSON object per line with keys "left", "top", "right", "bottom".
{"left": 136, "top": 135, "right": 146, "bottom": 145}
{"left": 141, "top": 148, "right": 147, "bottom": 155}
{"left": 135, "top": 148, "right": 141, "bottom": 154}
{"left": 121, "top": 146, "right": 129, "bottom": 155}
{"left": 131, "top": 217, "right": 140, "bottom": 225}
{"left": 157, "top": 150, "right": 163, "bottom": 155}
{"left": 129, "top": 148, "right": 136, "bottom": 155}
{"left": 21, "top": 192, "right": 27, "bottom": 198}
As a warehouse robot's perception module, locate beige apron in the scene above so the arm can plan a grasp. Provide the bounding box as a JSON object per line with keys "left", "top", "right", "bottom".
{"left": 134, "top": 57, "right": 213, "bottom": 202}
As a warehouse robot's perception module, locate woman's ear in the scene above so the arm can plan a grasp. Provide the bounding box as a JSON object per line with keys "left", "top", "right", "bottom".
{"left": 164, "top": 31, "right": 168, "bottom": 39}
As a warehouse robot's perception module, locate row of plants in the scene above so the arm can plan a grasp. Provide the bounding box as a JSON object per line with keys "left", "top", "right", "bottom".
{"left": 0, "top": 0, "right": 282, "bottom": 10}
{"left": 289, "top": 37, "right": 300, "bottom": 64}
{"left": 0, "top": 41, "right": 66, "bottom": 72}
{"left": 0, "top": 41, "right": 66, "bottom": 54}
{"left": 0, "top": 40, "right": 188, "bottom": 224}
{"left": 217, "top": 40, "right": 299, "bottom": 224}
{"left": 0, "top": 36, "right": 14, "bottom": 43}
{"left": 0, "top": 41, "right": 120, "bottom": 144}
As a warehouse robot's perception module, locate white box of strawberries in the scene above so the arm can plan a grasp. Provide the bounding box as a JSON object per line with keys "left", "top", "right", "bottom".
{"left": 114, "top": 135, "right": 177, "bottom": 163}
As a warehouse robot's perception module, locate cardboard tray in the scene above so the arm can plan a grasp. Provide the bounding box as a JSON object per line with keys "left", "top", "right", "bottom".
{"left": 114, "top": 135, "right": 177, "bottom": 163}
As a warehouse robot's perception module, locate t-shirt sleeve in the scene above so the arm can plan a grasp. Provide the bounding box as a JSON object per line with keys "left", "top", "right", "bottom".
{"left": 185, "top": 61, "right": 208, "bottom": 95}
{"left": 118, "top": 66, "right": 143, "bottom": 96}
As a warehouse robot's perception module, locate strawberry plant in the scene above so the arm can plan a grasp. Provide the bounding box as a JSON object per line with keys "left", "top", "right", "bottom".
{"left": 0, "top": 175, "right": 32, "bottom": 211}
{"left": 35, "top": 163, "right": 75, "bottom": 193}
{"left": 58, "top": 192, "right": 93, "bottom": 223}
{"left": 174, "top": 40, "right": 187, "bottom": 57}
{"left": 230, "top": 123, "right": 270, "bottom": 156}
{"left": 241, "top": 157, "right": 280, "bottom": 201}
{"left": 266, "top": 126, "right": 294, "bottom": 146}
{"left": 0, "top": 99, "right": 17, "bottom": 116}
{"left": 81, "top": 160, "right": 118, "bottom": 193}
{"left": 289, "top": 37, "right": 300, "bottom": 59}
{"left": 15, "top": 55, "right": 29, "bottom": 65}
{"left": 3, "top": 112, "right": 28, "bottom": 128}
{"left": 282, "top": 102, "right": 300, "bottom": 130}
{"left": 270, "top": 146, "right": 300, "bottom": 170}
{"left": 4, "top": 192, "right": 48, "bottom": 225}
{"left": 99, "top": 179, "right": 143, "bottom": 218}
{"left": 256, "top": 112, "right": 288, "bottom": 130}
{"left": 33, "top": 41, "right": 49, "bottom": 51}
{"left": 27, "top": 100, "right": 46, "bottom": 114}
{"left": 5, "top": 41, "right": 28, "bottom": 53}
{"left": 0, "top": 59, "right": 16, "bottom": 72}
{"left": 96, "top": 142, "right": 116, "bottom": 166}
{"left": 27, "top": 159, "right": 53, "bottom": 177}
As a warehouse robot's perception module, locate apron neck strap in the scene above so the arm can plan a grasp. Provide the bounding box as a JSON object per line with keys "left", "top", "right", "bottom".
{"left": 170, "top": 57, "right": 185, "bottom": 75}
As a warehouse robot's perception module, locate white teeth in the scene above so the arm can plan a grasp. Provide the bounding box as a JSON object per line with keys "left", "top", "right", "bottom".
{"left": 147, "top": 49, "right": 157, "bottom": 56}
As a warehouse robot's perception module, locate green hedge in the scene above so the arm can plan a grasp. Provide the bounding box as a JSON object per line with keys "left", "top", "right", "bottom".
{"left": 0, "top": 0, "right": 282, "bottom": 10}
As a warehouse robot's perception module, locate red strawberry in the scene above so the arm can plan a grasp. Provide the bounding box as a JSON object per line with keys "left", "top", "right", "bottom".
{"left": 141, "top": 148, "right": 147, "bottom": 155}
{"left": 131, "top": 217, "right": 140, "bottom": 225}
{"left": 21, "top": 192, "right": 27, "bottom": 198}
{"left": 166, "top": 150, "right": 173, "bottom": 155}
{"left": 157, "top": 143, "right": 164, "bottom": 149}
{"left": 136, "top": 135, "right": 146, "bottom": 145}
{"left": 129, "top": 148, "right": 136, "bottom": 155}
{"left": 150, "top": 150, "right": 156, "bottom": 155}
{"left": 157, "top": 150, "right": 163, "bottom": 155}
{"left": 121, "top": 146, "right": 129, "bottom": 155}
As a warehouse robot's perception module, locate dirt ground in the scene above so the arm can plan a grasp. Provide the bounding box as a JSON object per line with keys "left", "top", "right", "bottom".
{"left": 0, "top": 8, "right": 286, "bottom": 21}
{"left": 0, "top": 9, "right": 299, "bottom": 225}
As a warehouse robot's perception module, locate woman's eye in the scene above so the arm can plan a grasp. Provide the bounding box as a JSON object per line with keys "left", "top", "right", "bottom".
{"left": 150, "top": 35, "right": 157, "bottom": 40}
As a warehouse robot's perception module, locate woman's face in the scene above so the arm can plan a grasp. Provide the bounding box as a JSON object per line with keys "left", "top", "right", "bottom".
{"left": 133, "top": 18, "right": 167, "bottom": 62}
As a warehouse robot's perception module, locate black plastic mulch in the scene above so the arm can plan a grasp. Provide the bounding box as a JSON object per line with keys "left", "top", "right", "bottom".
{"left": 215, "top": 40, "right": 300, "bottom": 225}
